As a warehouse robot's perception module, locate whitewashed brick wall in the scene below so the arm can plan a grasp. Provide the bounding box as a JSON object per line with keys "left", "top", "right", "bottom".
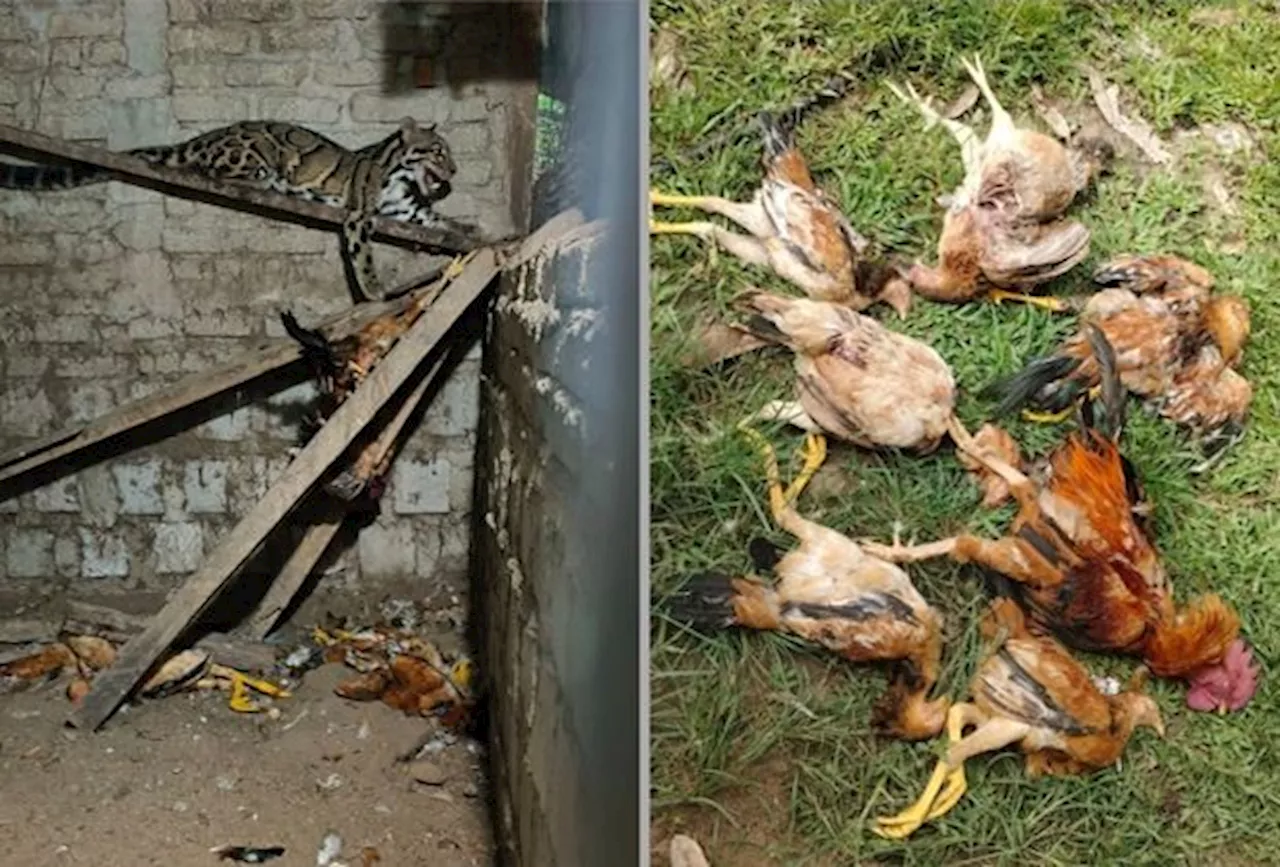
{"left": 0, "top": 0, "right": 525, "bottom": 598}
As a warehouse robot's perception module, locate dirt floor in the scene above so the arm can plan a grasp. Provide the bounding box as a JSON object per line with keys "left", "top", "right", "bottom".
{"left": 0, "top": 659, "right": 494, "bottom": 866}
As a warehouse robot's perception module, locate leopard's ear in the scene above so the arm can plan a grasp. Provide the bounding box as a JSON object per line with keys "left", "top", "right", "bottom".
{"left": 399, "top": 116, "right": 418, "bottom": 132}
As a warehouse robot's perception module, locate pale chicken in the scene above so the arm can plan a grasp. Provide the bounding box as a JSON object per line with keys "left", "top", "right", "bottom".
{"left": 735, "top": 290, "right": 956, "bottom": 453}
{"left": 650, "top": 112, "right": 912, "bottom": 316}
{"left": 668, "top": 430, "right": 950, "bottom": 740}
{"left": 886, "top": 55, "right": 1108, "bottom": 309}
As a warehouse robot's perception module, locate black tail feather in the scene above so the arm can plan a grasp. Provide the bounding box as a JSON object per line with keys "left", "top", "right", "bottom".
{"left": 280, "top": 310, "right": 338, "bottom": 370}
{"left": 981, "top": 355, "right": 1083, "bottom": 418}
{"left": 737, "top": 313, "right": 789, "bottom": 347}
{"left": 1082, "top": 324, "right": 1126, "bottom": 440}
{"left": 748, "top": 537, "right": 783, "bottom": 574}
{"left": 666, "top": 572, "right": 743, "bottom": 632}
{"left": 757, "top": 111, "right": 793, "bottom": 162}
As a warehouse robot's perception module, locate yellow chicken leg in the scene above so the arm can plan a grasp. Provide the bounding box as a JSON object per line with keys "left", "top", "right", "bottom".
{"left": 784, "top": 433, "right": 827, "bottom": 505}
{"left": 873, "top": 759, "right": 953, "bottom": 839}
{"left": 442, "top": 250, "right": 478, "bottom": 282}
{"left": 650, "top": 189, "right": 716, "bottom": 209}
{"left": 988, "top": 289, "right": 1069, "bottom": 313}
{"left": 210, "top": 663, "right": 291, "bottom": 713}
{"left": 875, "top": 703, "right": 976, "bottom": 837}
{"left": 226, "top": 672, "right": 260, "bottom": 713}
{"left": 649, "top": 219, "right": 717, "bottom": 238}
{"left": 738, "top": 427, "right": 828, "bottom": 522}
{"left": 1021, "top": 385, "right": 1104, "bottom": 424}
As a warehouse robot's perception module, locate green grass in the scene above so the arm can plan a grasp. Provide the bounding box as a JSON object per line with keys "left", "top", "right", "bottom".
{"left": 648, "top": 2, "right": 1280, "bottom": 864}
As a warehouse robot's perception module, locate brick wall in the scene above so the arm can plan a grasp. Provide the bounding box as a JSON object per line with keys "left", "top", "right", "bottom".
{"left": 0, "top": 1, "right": 530, "bottom": 609}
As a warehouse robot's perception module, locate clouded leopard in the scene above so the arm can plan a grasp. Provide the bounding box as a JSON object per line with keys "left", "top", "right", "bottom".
{"left": 0, "top": 118, "right": 479, "bottom": 302}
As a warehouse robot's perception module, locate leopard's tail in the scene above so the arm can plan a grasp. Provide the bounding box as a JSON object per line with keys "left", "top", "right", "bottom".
{"left": 0, "top": 161, "right": 110, "bottom": 190}
{"left": 0, "top": 145, "right": 178, "bottom": 190}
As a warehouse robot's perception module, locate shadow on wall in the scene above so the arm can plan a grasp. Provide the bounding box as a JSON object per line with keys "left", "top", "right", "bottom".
{"left": 377, "top": 1, "right": 542, "bottom": 95}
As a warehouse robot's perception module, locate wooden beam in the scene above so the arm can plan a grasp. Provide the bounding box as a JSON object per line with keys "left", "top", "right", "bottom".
{"left": 0, "top": 123, "right": 477, "bottom": 254}
{"left": 242, "top": 351, "right": 449, "bottom": 641}
{"left": 0, "top": 266, "right": 447, "bottom": 493}
{"left": 67, "top": 248, "right": 501, "bottom": 732}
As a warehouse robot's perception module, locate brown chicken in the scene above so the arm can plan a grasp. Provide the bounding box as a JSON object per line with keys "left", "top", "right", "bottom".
{"left": 734, "top": 290, "right": 957, "bottom": 452}
{"left": 649, "top": 112, "right": 912, "bottom": 316}
{"left": 886, "top": 55, "right": 1108, "bottom": 309}
{"left": 863, "top": 328, "right": 1240, "bottom": 682}
{"left": 280, "top": 253, "right": 473, "bottom": 499}
{"left": 874, "top": 598, "right": 1164, "bottom": 839}
{"left": 668, "top": 430, "right": 950, "bottom": 740}
{"left": 984, "top": 254, "right": 1252, "bottom": 452}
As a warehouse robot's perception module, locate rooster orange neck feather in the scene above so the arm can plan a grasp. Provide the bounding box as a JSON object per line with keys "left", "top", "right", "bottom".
{"left": 1048, "top": 433, "right": 1136, "bottom": 554}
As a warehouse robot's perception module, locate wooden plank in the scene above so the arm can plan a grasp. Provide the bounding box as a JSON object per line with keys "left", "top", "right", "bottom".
{"left": 67, "top": 248, "right": 502, "bottom": 732}
{"left": 242, "top": 352, "right": 448, "bottom": 641}
{"left": 0, "top": 123, "right": 478, "bottom": 254}
{"left": 0, "top": 265, "right": 449, "bottom": 490}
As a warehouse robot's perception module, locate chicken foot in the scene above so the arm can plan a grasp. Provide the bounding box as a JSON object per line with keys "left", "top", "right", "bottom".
{"left": 884, "top": 80, "right": 983, "bottom": 183}
{"left": 959, "top": 54, "right": 1013, "bottom": 136}
{"left": 857, "top": 417, "right": 1038, "bottom": 563}
{"left": 649, "top": 189, "right": 771, "bottom": 237}
{"left": 738, "top": 424, "right": 827, "bottom": 524}
{"left": 1022, "top": 384, "right": 1103, "bottom": 424}
{"left": 874, "top": 704, "right": 1030, "bottom": 838}
{"left": 649, "top": 219, "right": 774, "bottom": 271}
{"left": 987, "top": 288, "right": 1071, "bottom": 312}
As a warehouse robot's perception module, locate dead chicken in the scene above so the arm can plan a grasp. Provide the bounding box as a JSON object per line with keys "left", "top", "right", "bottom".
{"left": 313, "top": 625, "right": 475, "bottom": 729}
{"left": 668, "top": 429, "right": 950, "bottom": 740}
{"left": 280, "top": 252, "right": 476, "bottom": 500}
{"left": 984, "top": 254, "right": 1252, "bottom": 453}
{"left": 874, "top": 598, "right": 1164, "bottom": 839}
{"left": 649, "top": 112, "right": 913, "bottom": 317}
{"left": 887, "top": 55, "right": 1108, "bottom": 309}
{"left": 862, "top": 328, "right": 1242, "bottom": 684}
{"left": 3, "top": 637, "right": 287, "bottom": 712}
{"left": 734, "top": 290, "right": 956, "bottom": 453}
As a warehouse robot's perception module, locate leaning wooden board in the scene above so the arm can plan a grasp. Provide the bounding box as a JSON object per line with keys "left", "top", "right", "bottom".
{"left": 242, "top": 352, "right": 450, "bottom": 641}
{"left": 68, "top": 248, "right": 501, "bottom": 731}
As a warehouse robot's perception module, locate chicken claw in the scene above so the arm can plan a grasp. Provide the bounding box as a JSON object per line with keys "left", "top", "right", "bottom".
{"left": 650, "top": 189, "right": 712, "bottom": 209}
{"left": 738, "top": 426, "right": 828, "bottom": 522}
{"left": 1022, "top": 385, "right": 1103, "bottom": 424}
{"left": 874, "top": 759, "right": 954, "bottom": 839}
{"left": 988, "top": 289, "right": 1070, "bottom": 313}
{"left": 442, "top": 250, "right": 478, "bottom": 283}
{"left": 878, "top": 703, "right": 979, "bottom": 837}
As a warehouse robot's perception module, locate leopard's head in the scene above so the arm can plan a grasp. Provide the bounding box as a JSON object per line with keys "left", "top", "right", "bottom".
{"left": 397, "top": 117, "right": 456, "bottom": 202}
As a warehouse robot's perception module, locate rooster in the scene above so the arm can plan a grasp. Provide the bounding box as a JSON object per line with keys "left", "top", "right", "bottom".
{"left": 874, "top": 598, "right": 1164, "bottom": 839}
{"left": 649, "top": 112, "right": 912, "bottom": 317}
{"left": 667, "top": 430, "right": 950, "bottom": 740}
{"left": 886, "top": 55, "right": 1109, "bottom": 310}
{"left": 863, "top": 326, "right": 1241, "bottom": 684}
{"left": 984, "top": 255, "right": 1252, "bottom": 455}
{"left": 733, "top": 290, "right": 956, "bottom": 452}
